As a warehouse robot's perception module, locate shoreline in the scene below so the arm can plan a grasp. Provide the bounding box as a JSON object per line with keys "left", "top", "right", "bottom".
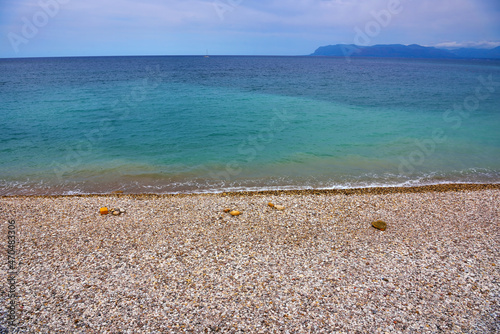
{"left": 2, "top": 182, "right": 500, "bottom": 199}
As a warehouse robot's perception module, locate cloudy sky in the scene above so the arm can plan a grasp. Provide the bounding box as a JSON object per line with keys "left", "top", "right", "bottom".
{"left": 1, "top": 0, "right": 499, "bottom": 58}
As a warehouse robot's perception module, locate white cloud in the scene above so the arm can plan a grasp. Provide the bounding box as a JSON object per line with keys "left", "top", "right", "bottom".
{"left": 433, "top": 41, "right": 500, "bottom": 49}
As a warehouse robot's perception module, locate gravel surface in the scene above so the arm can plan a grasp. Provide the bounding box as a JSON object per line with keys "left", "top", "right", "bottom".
{"left": 0, "top": 184, "right": 499, "bottom": 333}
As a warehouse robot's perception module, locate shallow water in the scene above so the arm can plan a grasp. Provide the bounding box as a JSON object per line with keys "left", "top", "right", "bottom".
{"left": 1, "top": 56, "right": 499, "bottom": 195}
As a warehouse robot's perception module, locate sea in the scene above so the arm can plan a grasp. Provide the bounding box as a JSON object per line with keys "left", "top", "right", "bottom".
{"left": 1, "top": 56, "right": 499, "bottom": 195}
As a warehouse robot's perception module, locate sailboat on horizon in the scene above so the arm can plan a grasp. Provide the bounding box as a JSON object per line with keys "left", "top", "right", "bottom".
{"left": 204, "top": 49, "right": 209, "bottom": 58}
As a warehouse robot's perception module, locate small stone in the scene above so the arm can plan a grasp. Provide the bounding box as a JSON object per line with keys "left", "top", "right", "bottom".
{"left": 274, "top": 205, "right": 285, "bottom": 211}
{"left": 99, "top": 207, "right": 109, "bottom": 215}
{"left": 371, "top": 220, "right": 387, "bottom": 231}
{"left": 119, "top": 208, "right": 125, "bottom": 213}
{"left": 229, "top": 210, "right": 241, "bottom": 216}
{"left": 112, "top": 210, "right": 120, "bottom": 215}
{"left": 268, "top": 202, "right": 274, "bottom": 207}
{"left": 224, "top": 208, "right": 231, "bottom": 213}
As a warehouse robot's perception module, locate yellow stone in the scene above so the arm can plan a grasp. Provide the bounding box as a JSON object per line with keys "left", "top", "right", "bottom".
{"left": 230, "top": 210, "right": 241, "bottom": 216}
{"left": 371, "top": 220, "right": 387, "bottom": 231}
{"left": 99, "top": 207, "right": 109, "bottom": 215}
{"left": 268, "top": 202, "right": 274, "bottom": 207}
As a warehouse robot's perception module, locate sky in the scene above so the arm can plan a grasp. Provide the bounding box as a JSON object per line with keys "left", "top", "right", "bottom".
{"left": 1, "top": 0, "right": 499, "bottom": 58}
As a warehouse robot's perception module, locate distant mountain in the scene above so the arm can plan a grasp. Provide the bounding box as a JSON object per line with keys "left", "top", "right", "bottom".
{"left": 310, "top": 44, "right": 500, "bottom": 59}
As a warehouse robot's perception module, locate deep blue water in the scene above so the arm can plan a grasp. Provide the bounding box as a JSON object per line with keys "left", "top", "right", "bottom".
{"left": 0, "top": 56, "right": 499, "bottom": 195}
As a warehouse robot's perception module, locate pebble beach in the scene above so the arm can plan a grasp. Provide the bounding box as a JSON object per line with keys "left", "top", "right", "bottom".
{"left": 1, "top": 184, "right": 499, "bottom": 333}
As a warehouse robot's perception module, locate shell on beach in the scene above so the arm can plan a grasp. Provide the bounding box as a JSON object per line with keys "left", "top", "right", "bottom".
{"left": 274, "top": 205, "right": 285, "bottom": 211}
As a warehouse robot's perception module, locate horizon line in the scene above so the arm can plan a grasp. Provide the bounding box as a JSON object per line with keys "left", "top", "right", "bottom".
{"left": 2, "top": 43, "right": 500, "bottom": 60}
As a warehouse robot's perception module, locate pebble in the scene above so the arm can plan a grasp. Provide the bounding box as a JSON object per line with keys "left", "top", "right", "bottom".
{"left": 371, "top": 220, "right": 387, "bottom": 231}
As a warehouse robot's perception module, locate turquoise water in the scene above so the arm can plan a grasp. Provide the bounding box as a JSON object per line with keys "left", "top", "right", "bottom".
{"left": 0, "top": 56, "right": 499, "bottom": 195}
